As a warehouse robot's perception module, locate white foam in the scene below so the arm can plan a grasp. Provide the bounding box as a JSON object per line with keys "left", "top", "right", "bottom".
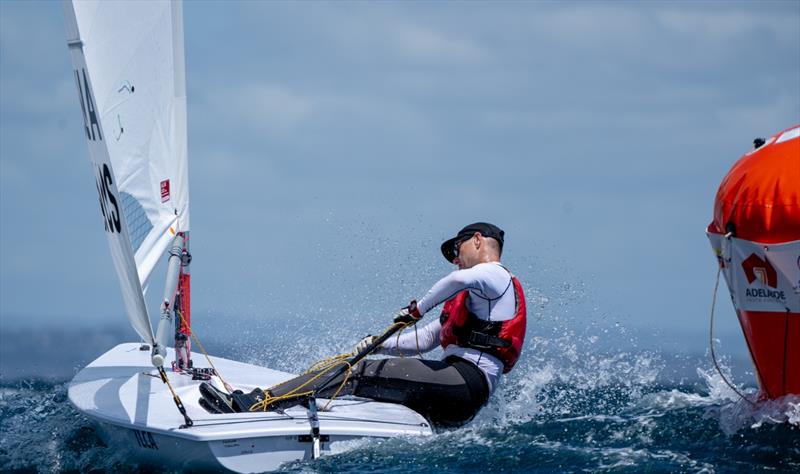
{"left": 326, "top": 436, "right": 374, "bottom": 455}
{"left": 692, "top": 363, "right": 800, "bottom": 434}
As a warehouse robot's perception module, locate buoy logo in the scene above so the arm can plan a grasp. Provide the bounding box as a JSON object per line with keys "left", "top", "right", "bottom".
{"left": 741, "top": 252, "right": 786, "bottom": 302}
{"left": 741, "top": 253, "right": 777, "bottom": 287}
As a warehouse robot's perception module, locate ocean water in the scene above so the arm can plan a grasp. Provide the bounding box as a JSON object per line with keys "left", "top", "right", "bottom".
{"left": 1, "top": 323, "right": 798, "bottom": 473}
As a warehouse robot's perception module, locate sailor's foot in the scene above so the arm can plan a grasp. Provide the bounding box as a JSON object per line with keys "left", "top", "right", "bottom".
{"left": 199, "top": 382, "right": 237, "bottom": 413}
{"left": 231, "top": 388, "right": 268, "bottom": 411}
{"left": 199, "top": 396, "right": 222, "bottom": 414}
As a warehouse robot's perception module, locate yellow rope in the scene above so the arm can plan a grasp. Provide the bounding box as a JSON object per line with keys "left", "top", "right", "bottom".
{"left": 176, "top": 309, "right": 234, "bottom": 394}
{"left": 322, "top": 362, "right": 353, "bottom": 411}
{"left": 179, "top": 313, "right": 402, "bottom": 412}
{"left": 392, "top": 321, "right": 422, "bottom": 357}
{"left": 247, "top": 358, "right": 353, "bottom": 412}
{"left": 305, "top": 353, "right": 353, "bottom": 374}
{"left": 174, "top": 316, "right": 415, "bottom": 413}
{"left": 249, "top": 321, "right": 414, "bottom": 412}
{"left": 394, "top": 325, "right": 405, "bottom": 357}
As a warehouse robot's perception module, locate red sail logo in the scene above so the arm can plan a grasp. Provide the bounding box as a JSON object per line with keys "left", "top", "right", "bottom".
{"left": 160, "top": 179, "right": 170, "bottom": 203}
{"left": 741, "top": 253, "right": 778, "bottom": 288}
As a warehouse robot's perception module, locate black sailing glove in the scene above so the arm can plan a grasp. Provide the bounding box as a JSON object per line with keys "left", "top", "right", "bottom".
{"left": 393, "top": 300, "right": 422, "bottom": 324}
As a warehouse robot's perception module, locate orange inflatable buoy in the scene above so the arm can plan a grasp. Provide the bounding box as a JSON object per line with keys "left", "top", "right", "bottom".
{"left": 707, "top": 125, "right": 800, "bottom": 399}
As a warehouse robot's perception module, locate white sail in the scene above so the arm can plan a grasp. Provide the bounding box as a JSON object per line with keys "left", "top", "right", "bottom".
{"left": 63, "top": 0, "right": 189, "bottom": 343}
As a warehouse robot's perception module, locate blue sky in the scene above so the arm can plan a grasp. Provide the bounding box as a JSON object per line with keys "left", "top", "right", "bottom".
{"left": 1, "top": 1, "right": 798, "bottom": 360}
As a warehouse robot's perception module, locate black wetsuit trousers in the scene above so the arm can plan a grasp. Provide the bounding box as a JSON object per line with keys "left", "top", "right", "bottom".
{"left": 265, "top": 356, "right": 490, "bottom": 428}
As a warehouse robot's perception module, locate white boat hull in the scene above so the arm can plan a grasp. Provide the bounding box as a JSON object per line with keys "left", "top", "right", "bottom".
{"left": 69, "top": 343, "right": 433, "bottom": 472}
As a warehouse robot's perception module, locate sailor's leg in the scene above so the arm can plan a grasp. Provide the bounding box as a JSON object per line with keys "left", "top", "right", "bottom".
{"left": 255, "top": 357, "right": 489, "bottom": 426}
{"left": 351, "top": 357, "right": 489, "bottom": 427}
{"left": 200, "top": 368, "right": 358, "bottom": 413}
{"left": 283, "top": 371, "right": 351, "bottom": 395}
{"left": 251, "top": 367, "right": 359, "bottom": 411}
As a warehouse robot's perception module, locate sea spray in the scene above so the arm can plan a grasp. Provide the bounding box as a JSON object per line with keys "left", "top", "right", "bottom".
{"left": 1, "top": 327, "right": 798, "bottom": 472}
{"left": 2, "top": 246, "right": 798, "bottom": 472}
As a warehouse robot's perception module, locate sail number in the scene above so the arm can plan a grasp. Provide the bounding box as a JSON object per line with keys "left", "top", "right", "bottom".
{"left": 95, "top": 163, "right": 121, "bottom": 233}
{"left": 74, "top": 67, "right": 120, "bottom": 234}
{"left": 132, "top": 429, "right": 159, "bottom": 450}
{"left": 74, "top": 68, "right": 102, "bottom": 142}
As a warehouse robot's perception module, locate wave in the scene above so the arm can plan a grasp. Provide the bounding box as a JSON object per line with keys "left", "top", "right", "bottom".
{"left": 4, "top": 342, "right": 795, "bottom": 472}
{"left": 2, "top": 271, "right": 797, "bottom": 472}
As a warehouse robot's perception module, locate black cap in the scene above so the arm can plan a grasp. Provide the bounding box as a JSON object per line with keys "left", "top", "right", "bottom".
{"left": 440, "top": 222, "right": 505, "bottom": 263}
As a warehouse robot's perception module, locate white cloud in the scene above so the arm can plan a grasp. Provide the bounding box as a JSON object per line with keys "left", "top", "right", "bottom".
{"left": 214, "top": 82, "right": 315, "bottom": 135}
{"left": 531, "top": 4, "right": 651, "bottom": 48}
{"left": 390, "top": 22, "right": 489, "bottom": 64}
{"left": 656, "top": 7, "right": 798, "bottom": 45}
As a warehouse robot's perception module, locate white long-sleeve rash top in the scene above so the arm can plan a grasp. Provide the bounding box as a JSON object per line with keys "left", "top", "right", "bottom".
{"left": 375, "top": 262, "right": 516, "bottom": 393}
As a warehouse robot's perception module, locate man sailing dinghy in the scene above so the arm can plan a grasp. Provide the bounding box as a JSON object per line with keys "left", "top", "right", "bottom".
{"left": 201, "top": 223, "right": 527, "bottom": 428}
{"left": 63, "top": 1, "right": 431, "bottom": 471}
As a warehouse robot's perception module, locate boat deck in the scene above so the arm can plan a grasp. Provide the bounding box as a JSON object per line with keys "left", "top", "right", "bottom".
{"left": 69, "top": 343, "right": 432, "bottom": 442}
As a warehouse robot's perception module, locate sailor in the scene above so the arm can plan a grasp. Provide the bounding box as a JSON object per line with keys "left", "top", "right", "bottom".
{"left": 200, "top": 222, "right": 526, "bottom": 428}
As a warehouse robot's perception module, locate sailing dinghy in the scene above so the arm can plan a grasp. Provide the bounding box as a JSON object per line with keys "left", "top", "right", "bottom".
{"left": 62, "top": 1, "right": 431, "bottom": 471}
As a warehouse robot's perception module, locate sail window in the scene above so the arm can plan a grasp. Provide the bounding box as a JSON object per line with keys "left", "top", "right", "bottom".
{"left": 120, "top": 192, "right": 153, "bottom": 253}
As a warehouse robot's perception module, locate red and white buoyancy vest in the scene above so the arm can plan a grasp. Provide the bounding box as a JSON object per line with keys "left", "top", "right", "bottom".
{"left": 439, "top": 276, "right": 527, "bottom": 373}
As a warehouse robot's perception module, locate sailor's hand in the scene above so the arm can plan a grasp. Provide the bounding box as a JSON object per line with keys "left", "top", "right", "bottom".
{"left": 393, "top": 300, "right": 421, "bottom": 324}
{"left": 354, "top": 335, "right": 376, "bottom": 354}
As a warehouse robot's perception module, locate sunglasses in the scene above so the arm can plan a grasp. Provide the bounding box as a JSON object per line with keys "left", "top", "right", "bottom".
{"left": 453, "top": 236, "right": 470, "bottom": 258}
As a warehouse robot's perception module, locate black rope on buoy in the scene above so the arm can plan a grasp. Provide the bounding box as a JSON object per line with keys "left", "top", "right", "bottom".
{"left": 709, "top": 234, "right": 757, "bottom": 407}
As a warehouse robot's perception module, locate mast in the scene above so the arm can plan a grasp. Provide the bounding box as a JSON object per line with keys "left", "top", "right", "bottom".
{"left": 152, "top": 232, "right": 192, "bottom": 369}
{"left": 174, "top": 233, "right": 192, "bottom": 369}
{"left": 170, "top": 1, "right": 192, "bottom": 370}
